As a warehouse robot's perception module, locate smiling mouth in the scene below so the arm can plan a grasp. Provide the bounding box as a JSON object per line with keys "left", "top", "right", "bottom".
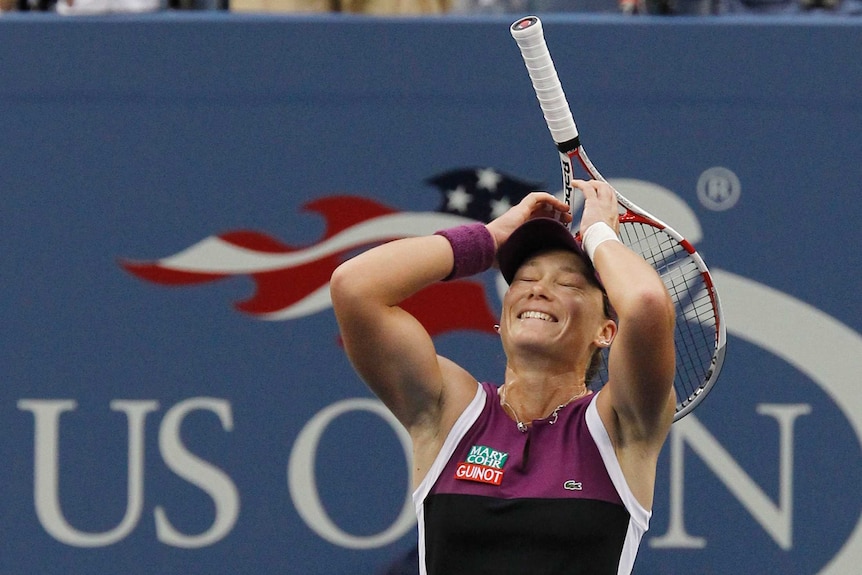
{"left": 519, "top": 310, "right": 557, "bottom": 322}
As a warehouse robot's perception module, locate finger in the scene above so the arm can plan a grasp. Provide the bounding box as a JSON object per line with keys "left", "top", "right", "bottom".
{"left": 594, "top": 181, "right": 615, "bottom": 199}
{"left": 579, "top": 189, "right": 597, "bottom": 207}
{"left": 521, "top": 191, "right": 549, "bottom": 210}
{"left": 524, "top": 191, "right": 569, "bottom": 215}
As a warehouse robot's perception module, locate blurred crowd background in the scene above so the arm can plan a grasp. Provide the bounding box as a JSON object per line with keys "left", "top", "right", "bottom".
{"left": 2, "top": 0, "right": 860, "bottom": 20}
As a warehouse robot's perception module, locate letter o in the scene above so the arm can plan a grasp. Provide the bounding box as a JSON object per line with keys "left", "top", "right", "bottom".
{"left": 287, "top": 398, "right": 415, "bottom": 549}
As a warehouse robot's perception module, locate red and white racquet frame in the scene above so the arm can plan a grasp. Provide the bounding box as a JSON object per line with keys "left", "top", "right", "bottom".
{"left": 510, "top": 16, "right": 726, "bottom": 421}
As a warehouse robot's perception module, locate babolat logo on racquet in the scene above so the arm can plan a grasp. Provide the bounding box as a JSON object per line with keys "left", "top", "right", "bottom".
{"left": 557, "top": 136, "right": 582, "bottom": 218}
{"left": 560, "top": 157, "right": 573, "bottom": 213}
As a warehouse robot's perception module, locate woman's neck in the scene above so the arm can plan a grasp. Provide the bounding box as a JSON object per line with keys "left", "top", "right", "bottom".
{"left": 500, "top": 365, "right": 590, "bottom": 424}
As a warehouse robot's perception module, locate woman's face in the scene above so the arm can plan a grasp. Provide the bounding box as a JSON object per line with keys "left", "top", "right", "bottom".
{"left": 500, "top": 249, "right": 607, "bottom": 361}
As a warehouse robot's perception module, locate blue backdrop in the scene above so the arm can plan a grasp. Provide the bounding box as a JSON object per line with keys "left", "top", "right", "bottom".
{"left": 1, "top": 13, "right": 860, "bottom": 575}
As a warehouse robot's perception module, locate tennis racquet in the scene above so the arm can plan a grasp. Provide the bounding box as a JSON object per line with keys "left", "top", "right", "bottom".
{"left": 510, "top": 15, "right": 726, "bottom": 421}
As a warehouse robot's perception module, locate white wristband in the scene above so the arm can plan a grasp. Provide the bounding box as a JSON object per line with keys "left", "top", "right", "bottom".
{"left": 581, "top": 222, "right": 621, "bottom": 263}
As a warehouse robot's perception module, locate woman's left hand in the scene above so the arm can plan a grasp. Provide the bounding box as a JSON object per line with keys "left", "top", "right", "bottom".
{"left": 485, "top": 191, "right": 571, "bottom": 250}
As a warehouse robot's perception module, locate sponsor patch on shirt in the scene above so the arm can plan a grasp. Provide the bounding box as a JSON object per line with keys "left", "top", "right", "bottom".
{"left": 454, "top": 445, "right": 509, "bottom": 486}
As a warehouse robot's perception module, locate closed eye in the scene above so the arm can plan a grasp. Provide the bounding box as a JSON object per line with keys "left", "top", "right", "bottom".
{"left": 556, "top": 275, "right": 586, "bottom": 289}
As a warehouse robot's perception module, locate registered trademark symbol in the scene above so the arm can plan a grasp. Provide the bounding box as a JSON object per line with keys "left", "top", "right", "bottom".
{"left": 697, "top": 167, "right": 741, "bottom": 211}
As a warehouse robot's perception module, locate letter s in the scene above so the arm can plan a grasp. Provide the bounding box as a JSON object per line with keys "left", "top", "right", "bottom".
{"left": 154, "top": 397, "right": 239, "bottom": 548}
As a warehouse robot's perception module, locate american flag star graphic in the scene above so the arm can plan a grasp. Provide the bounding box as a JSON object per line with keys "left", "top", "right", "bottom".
{"left": 120, "top": 168, "right": 542, "bottom": 337}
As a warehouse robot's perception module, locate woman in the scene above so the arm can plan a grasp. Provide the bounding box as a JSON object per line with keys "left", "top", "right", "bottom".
{"left": 330, "top": 181, "right": 676, "bottom": 574}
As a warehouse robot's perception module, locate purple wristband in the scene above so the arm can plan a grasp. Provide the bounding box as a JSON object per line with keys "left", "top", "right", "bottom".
{"left": 434, "top": 223, "right": 496, "bottom": 281}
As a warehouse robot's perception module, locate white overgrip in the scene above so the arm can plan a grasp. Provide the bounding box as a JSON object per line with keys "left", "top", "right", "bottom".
{"left": 510, "top": 16, "right": 578, "bottom": 145}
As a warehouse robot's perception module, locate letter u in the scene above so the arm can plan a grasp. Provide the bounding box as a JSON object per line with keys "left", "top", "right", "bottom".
{"left": 18, "top": 399, "right": 159, "bottom": 547}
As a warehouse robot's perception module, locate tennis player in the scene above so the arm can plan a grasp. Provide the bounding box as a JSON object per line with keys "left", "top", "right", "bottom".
{"left": 330, "top": 182, "right": 675, "bottom": 574}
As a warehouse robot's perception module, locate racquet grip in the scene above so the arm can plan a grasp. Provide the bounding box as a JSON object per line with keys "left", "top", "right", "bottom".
{"left": 510, "top": 16, "right": 578, "bottom": 145}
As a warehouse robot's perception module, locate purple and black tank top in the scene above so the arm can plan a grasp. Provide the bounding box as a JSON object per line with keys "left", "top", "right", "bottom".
{"left": 412, "top": 382, "right": 650, "bottom": 575}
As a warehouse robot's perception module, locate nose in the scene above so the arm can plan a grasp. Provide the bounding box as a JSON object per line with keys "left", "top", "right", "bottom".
{"left": 527, "top": 279, "right": 551, "bottom": 299}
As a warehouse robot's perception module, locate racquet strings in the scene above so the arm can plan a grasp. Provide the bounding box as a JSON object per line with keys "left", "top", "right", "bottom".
{"left": 592, "top": 221, "right": 719, "bottom": 412}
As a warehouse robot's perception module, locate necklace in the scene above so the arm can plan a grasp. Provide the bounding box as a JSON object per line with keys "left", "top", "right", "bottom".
{"left": 499, "top": 384, "right": 589, "bottom": 433}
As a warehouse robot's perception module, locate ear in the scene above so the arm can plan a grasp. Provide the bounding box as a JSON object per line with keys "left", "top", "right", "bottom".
{"left": 594, "top": 318, "right": 617, "bottom": 348}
